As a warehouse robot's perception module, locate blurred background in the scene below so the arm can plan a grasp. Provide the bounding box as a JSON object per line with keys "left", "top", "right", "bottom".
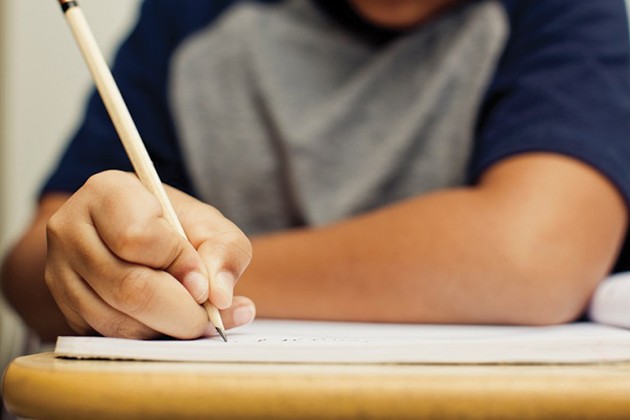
{"left": 0, "top": 0, "right": 141, "bottom": 401}
{"left": 1, "top": 0, "right": 630, "bottom": 404}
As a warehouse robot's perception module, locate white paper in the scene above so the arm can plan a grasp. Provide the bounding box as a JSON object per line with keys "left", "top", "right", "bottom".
{"left": 55, "top": 319, "right": 630, "bottom": 364}
{"left": 589, "top": 271, "right": 630, "bottom": 329}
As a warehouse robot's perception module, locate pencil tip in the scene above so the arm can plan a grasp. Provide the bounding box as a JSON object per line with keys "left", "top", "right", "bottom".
{"left": 217, "top": 327, "right": 228, "bottom": 342}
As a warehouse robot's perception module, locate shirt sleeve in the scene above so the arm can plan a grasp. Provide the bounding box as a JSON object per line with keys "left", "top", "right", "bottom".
{"left": 470, "top": 0, "right": 630, "bottom": 209}
{"left": 40, "top": 0, "right": 232, "bottom": 197}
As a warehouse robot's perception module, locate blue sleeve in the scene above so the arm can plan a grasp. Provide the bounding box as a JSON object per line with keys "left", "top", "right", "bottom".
{"left": 41, "top": 0, "right": 234, "bottom": 196}
{"left": 470, "top": 0, "right": 630, "bottom": 209}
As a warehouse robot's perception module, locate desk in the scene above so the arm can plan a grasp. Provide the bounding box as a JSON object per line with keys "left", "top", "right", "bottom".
{"left": 3, "top": 353, "right": 630, "bottom": 419}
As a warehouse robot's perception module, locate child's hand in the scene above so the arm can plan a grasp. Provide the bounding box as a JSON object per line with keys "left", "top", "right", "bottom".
{"left": 44, "top": 170, "right": 255, "bottom": 339}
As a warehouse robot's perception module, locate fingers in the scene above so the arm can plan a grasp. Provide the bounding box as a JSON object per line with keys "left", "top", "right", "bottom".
{"left": 45, "top": 263, "right": 158, "bottom": 339}
{"left": 222, "top": 296, "right": 256, "bottom": 328}
{"left": 167, "top": 187, "right": 253, "bottom": 310}
{"left": 85, "top": 172, "right": 253, "bottom": 311}
{"left": 198, "top": 235, "right": 251, "bottom": 310}
{"left": 46, "top": 171, "right": 208, "bottom": 339}
{"left": 84, "top": 172, "right": 209, "bottom": 303}
{"left": 202, "top": 296, "right": 256, "bottom": 337}
{"left": 71, "top": 221, "right": 208, "bottom": 338}
{"left": 45, "top": 170, "right": 254, "bottom": 339}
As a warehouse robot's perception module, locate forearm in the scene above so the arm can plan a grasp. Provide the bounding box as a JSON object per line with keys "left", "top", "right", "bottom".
{"left": 237, "top": 155, "right": 627, "bottom": 325}
{"left": 1, "top": 195, "right": 74, "bottom": 341}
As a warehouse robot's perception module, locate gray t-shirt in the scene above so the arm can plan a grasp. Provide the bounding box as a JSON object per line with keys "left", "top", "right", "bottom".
{"left": 171, "top": 0, "right": 507, "bottom": 234}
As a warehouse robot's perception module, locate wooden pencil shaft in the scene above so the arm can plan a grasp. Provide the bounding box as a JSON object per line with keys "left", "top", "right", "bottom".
{"left": 59, "top": 4, "right": 225, "bottom": 333}
{"left": 62, "top": 6, "right": 184, "bottom": 236}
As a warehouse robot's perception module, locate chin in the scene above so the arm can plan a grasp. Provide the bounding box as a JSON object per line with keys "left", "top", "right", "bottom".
{"left": 349, "top": 0, "right": 451, "bottom": 29}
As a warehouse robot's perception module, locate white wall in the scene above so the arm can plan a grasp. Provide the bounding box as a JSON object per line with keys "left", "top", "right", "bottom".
{"left": 1, "top": 0, "right": 142, "bottom": 252}
{"left": 0, "top": 0, "right": 141, "bottom": 390}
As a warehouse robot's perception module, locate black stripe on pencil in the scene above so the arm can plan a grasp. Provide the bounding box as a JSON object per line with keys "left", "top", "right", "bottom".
{"left": 58, "top": 1, "right": 78, "bottom": 13}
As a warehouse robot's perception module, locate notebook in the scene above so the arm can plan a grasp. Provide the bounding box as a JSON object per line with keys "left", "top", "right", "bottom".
{"left": 55, "top": 272, "right": 630, "bottom": 364}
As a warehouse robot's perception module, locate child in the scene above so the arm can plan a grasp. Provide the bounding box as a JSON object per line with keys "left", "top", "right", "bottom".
{"left": 2, "top": 0, "right": 630, "bottom": 341}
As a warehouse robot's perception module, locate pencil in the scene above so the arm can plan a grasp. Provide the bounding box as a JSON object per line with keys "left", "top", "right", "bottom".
{"left": 56, "top": 0, "right": 227, "bottom": 342}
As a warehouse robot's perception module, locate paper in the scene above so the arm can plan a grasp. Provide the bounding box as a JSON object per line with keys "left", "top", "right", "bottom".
{"left": 55, "top": 319, "right": 630, "bottom": 364}
{"left": 588, "top": 271, "right": 630, "bottom": 329}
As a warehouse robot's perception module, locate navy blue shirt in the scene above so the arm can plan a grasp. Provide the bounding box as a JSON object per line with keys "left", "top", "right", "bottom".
{"left": 43, "top": 0, "right": 630, "bottom": 271}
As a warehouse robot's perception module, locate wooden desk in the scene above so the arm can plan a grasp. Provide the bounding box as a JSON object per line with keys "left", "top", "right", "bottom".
{"left": 3, "top": 353, "right": 630, "bottom": 419}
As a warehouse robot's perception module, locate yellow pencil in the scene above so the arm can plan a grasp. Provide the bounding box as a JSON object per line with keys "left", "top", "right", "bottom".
{"left": 56, "top": 0, "right": 227, "bottom": 341}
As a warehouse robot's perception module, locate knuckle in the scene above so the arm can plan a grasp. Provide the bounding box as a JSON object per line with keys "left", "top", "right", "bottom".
{"left": 43, "top": 265, "right": 57, "bottom": 290}
{"left": 62, "top": 309, "right": 93, "bottom": 335}
{"left": 217, "top": 230, "right": 253, "bottom": 264}
{"left": 83, "top": 172, "right": 110, "bottom": 196}
{"left": 112, "top": 219, "right": 153, "bottom": 259}
{"left": 64, "top": 305, "right": 93, "bottom": 335}
{"left": 160, "top": 234, "right": 189, "bottom": 271}
{"left": 70, "top": 321, "right": 93, "bottom": 336}
{"left": 45, "top": 212, "right": 65, "bottom": 244}
{"left": 45, "top": 276, "right": 93, "bottom": 335}
{"left": 43, "top": 265, "right": 73, "bottom": 307}
{"left": 197, "top": 201, "right": 224, "bottom": 219}
{"left": 85, "top": 170, "right": 146, "bottom": 213}
{"left": 207, "top": 205, "right": 226, "bottom": 219}
{"left": 107, "top": 316, "right": 155, "bottom": 339}
{"left": 117, "top": 220, "right": 187, "bottom": 271}
{"left": 45, "top": 210, "right": 74, "bottom": 246}
{"left": 112, "top": 269, "right": 156, "bottom": 315}
{"left": 84, "top": 170, "right": 128, "bottom": 192}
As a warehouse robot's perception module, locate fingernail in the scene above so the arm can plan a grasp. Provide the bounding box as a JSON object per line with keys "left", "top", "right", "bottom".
{"left": 182, "top": 272, "right": 209, "bottom": 303}
{"left": 212, "top": 272, "right": 235, "bottom": 309}
{"left": 232, "top": 304, "right": 255, "bottom": 327}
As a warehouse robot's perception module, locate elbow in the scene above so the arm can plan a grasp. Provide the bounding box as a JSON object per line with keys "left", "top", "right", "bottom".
{"left": 494, "top": 247, "right": 606, "bottom": 327}
{"left": 492, "top": 283, "right": 594, "bottom": 327}
{"left": 510, "top": 289, "right": 591, "bottom": 327}
{"left": 485, "top": 207, "right": 624, "bottom": 326}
